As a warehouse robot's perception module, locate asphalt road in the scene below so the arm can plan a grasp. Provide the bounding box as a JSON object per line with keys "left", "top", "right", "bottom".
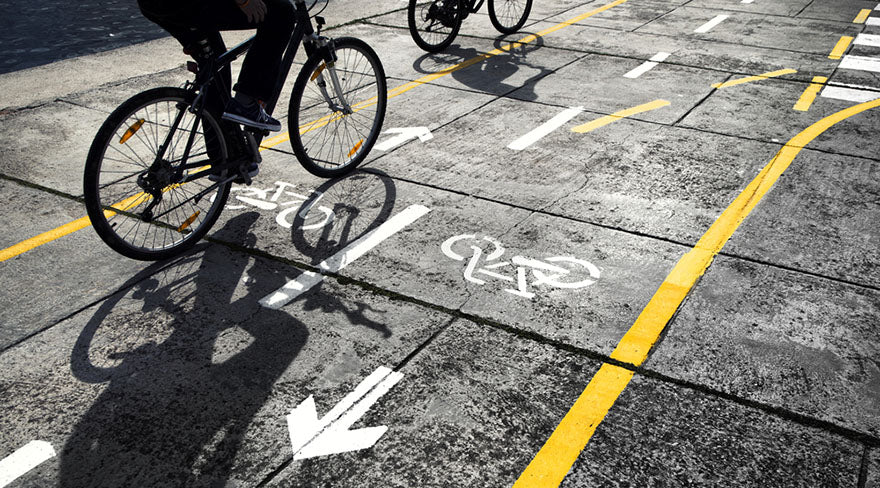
{"left": 0, "top": 0, "right": 879, "bottom": 486}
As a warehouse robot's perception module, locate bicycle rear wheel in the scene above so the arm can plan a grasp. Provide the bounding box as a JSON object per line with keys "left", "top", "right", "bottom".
{"left": 408, "top": 0, "right": 465, "bottom": 53}
{"left": 488, "top": 0, "right": 532, "bottom": 34}
{"left": 83, "top": 87, "right": 231, "bottom": 261}
{"left": 288, "top": 37, "right": 387, "bottom": 178}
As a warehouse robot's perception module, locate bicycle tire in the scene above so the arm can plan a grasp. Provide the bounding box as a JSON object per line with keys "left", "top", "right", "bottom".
{"left": 408, "top": 0, "right": 465, "bottom": 53}
{"left": 84, "top": 87, "right": 231, "bottom": 261}
{"left": 488, "top": 0, "right": 532, "bottom": 34}
{"left": 288, "top": 37, "right": 387, "bottom": 178}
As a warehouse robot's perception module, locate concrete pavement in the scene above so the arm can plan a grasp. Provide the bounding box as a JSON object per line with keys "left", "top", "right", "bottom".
{"left": 1, "top": 0, "right": 879, "bottom": 486}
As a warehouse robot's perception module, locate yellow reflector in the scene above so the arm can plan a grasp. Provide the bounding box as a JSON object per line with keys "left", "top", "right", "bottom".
{"left": 120, "top": 119, "right": 145, "bottom": 144}
{"left": 177, "top": 211, "right": 200, "bottom": 233}
{"left": 310, "top": 64, "right": 326, "bottom": 81}
{"left": 348, "top": 139, "right": 364, "bottom": 158}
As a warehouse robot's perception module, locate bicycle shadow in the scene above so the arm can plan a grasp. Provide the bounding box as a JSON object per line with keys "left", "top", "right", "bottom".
{"left": 59, "top": 210, "right": 389, "bottom": 485}
{"left": 288, "top": 168, "right": 397, "bottom": 269}
{"left": 412, "top": 33, "right": 552, "bottom": 102}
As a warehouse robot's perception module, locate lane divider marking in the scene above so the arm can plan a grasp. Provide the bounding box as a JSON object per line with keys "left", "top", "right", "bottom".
{"left": 623, "top": 52, "right": 671, "bottom": 79}
{"left": 694, "top": 14, "right": 728, "bottom": 33}
{"left": 508, "top": 106, "right": 584, "bottom": 150}
{"left": 571, "top": 100, "right": 670, "bottom": 133}
{"left": 821, "top": 84, "right": 880, "bottom": 103}
{"left": 259, "top": 204, "right": 430, "bottom": 309}
{"left": 793, "top": 76, "right": 828, "bottom": 112}
{"left": 0, "top": 0, "right": 631, "bottom": 263}
{"left": 839, "top": 54, "right": 880, "bottom": 73}
{"left": 710, "top": 69, "right": 797, "bottom": 89}
{"left": 829, "top": 36, "right": 854, "bottom": 60}
{"left": 0, "top": 441, "right": 55, "bottom": 488}
{"left": 854, "top": 9, "right": 871, "bottom": 23}
{"left": 855, "top": 33, "right": 880, "bottom": 47}
{"left": 869, "top": 17, "right": 880, "bottom": 26}
{"left": 513, "top": 97, "right": 880, "bottom": 488}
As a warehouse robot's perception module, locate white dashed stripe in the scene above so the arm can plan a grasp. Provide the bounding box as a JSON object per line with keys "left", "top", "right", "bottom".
{"left": 695, "top": 15, "right": 728, "bottom": 33}
{"left": 820, "top": 85, "right": 880, "bottom": 103}
{"left": 839, "top": 55, "right": 880, "bottom": 73}
{"left": 623, "top": 52, "right": 671, "bottom": 79}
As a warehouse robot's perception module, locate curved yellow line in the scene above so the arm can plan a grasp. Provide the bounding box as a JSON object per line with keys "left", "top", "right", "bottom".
{"left": 514, "top": 97, "right": 880, "bottom": 488}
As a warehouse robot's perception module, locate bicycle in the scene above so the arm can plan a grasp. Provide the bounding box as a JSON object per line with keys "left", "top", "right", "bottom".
{"left": 407, "top": 0, "right": 532, "bottom": 53}
{"left": 83, "top": 0, "right": 387, "bottom": 261}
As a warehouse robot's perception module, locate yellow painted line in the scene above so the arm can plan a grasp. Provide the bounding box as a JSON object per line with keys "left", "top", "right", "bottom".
{"left": 854, "top": 9, "right": 871, "bottom": 23}
{"left": 1, "top": 0, "right": 631, "bottom": 262}
{"left": 793, "top": 76, "right": 828, "bottom": 112}
{"left": 515, "top": 97, "right": 880, "bottom": 488}
{"left": 571, "top": 99, "right": 670, "bottom": 133}
{"left": 0, "top": 217, "right": 94, "bottom": 262}
{"left": 263, "top": 0, "right": 631, "bottom": 149}
{"left": 829, "top": 36, "right": 854, "bottom": 60}
{"left": 711, "top": 69, "right": 797, "bottom": 89}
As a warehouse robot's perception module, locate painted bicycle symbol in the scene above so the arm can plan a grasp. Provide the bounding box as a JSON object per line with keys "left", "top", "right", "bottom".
{"left": 441, "top": 234, "right": 601, "bottom": 299}
{"left": 222, "top": 181, "right": 334, "bottom": 230}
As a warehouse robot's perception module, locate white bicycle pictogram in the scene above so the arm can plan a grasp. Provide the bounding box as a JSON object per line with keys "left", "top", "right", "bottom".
{"left": 220, "top": 181, "right": 335, "bottom": 230}
{"left": 441, "top": 234, "right": 601, "bottom": 299}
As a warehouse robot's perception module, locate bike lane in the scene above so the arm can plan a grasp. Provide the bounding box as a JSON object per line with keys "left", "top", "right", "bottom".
{"left": 1, "top": 0, "right": 879, "bottom": 486}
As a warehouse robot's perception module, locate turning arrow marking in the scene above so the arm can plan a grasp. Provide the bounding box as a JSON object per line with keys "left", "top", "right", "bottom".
{"left": 374, "top": 127, "right": 433, "bottom": 151}
{"left": 287, "top": 366, "right": 404, "bottom": 460}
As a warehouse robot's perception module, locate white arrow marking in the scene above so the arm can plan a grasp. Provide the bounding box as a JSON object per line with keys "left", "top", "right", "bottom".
{"left": 287, "top": 366, "right": 404, "bottom": 460}
{"left": 507, "top": 107, "right": 583, "bottom": 151}
{"left": 374, "top": 127, "right": 433, "bottom": 151}
{"left": 260, "top": 205, "right": 431, "bottom": 309}
{"left": 0, "top": 441, "right": 55, "bottom": 488}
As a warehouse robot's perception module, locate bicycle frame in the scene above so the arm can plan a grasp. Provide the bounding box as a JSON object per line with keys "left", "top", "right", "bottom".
{"left": 141, "top": 0, "right": 344, "bottom": 218}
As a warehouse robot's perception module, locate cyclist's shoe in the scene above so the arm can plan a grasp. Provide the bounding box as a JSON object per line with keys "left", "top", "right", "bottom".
{"left": 209, "top": 162, "right": 259, "bottom": 184}
{"left": 222, "top": 99, "right": 282, "bottom": 132}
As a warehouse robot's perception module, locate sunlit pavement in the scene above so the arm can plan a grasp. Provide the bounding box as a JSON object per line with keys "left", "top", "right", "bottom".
{"left": 1, "top": 0, "right": 879, "bottom": 486}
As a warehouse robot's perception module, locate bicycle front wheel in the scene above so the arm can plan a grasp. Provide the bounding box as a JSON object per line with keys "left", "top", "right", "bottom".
{"left": 83, "top": 87, "right": 231, "bottom": 261}
{"left": 408, "top": 0, "right": 465, "bottom": 53}
{"left": 289, "top": 37, "right": 387, "bottom": 178}
{"left": 488, "top": 0, "right": 532, "bottom": 34}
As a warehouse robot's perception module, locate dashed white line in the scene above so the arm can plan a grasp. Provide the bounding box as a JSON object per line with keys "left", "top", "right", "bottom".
{"left": 0, "top": 441, "right": 55, "bottom": 488}
{"left": 868, "top": 17, "right": 880, "bottom": 26}
{"left": 695, "top": 15, "right": 729, "bottom": 33}
{"left": 839, "top": 54, "right": 880, "bottom": 73}
{"left": 854, "top": 33, "right": 880, "bottom": 47}
{"left": 508, "top": 107, "right": 584, "bottom": 150}
{"left": 623, "top": 52, "right": 671, "bottom": 79}
{"left": 259, "top": 204, "right": 431, "bottom": 309}
{"left": 741, "top": 0, "right": 754, "bottom": 3}
{"left": 821, "top": 84, "right": 880, "bottom": 103}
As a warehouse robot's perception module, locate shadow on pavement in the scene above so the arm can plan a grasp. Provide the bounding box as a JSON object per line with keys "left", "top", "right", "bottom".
{"left": 411, "top": 32, "right": 552, "bottom": 101}
{"left": 59, "top": 208, "right": 389, "bottom": 485}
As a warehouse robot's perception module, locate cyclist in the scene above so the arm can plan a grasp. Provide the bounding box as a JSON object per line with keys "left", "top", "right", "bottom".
{"left": 137, "top": 0, "right": 295, "bottom": 132}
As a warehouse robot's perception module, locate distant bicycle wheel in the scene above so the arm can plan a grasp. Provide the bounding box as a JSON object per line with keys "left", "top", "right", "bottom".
{"left": 288, "top": 37, "right": 387, "bottom": 178}
{"left": 408, "top": 0, "right": 466, "bottom": 53}
{"left": 488, "top": 0, "right": 532, "bottom": 34}
{"left": 83, "top": 87, "right": 231, "bottom": 261}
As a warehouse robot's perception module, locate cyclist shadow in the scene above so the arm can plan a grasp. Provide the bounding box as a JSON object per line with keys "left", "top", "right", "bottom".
{"left": 286, "top": 169, "right": 399, "bottom": 338}
{"left": 412, "top": 33, "right": 551, "bottom": 102}
{"left": 59, "top": 211, "right": 387, "bottom": 485}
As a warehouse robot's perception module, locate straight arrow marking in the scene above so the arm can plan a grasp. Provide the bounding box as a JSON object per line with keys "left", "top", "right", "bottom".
{"left": 288, "top": 366, "right": 404, "bottom": 460}
{"left": 0, "top": 441, "right": 55, "bottom": 488}
{"left": 374, "top": 127, "right": 433, "bottom": 151}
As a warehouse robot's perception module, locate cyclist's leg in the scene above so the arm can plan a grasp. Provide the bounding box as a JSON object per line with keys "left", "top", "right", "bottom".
{"left": 197, "top": 0, "right": 295, "bottom": 131}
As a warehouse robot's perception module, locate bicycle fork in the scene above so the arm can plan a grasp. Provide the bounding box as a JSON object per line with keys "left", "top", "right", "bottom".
{"left": 310, "top": 36, "right": 353, "bottom": 115}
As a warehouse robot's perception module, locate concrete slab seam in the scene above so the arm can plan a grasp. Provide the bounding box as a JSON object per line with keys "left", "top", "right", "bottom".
{"left": 513, "top": 97, "right": 880, "bottom": 488}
